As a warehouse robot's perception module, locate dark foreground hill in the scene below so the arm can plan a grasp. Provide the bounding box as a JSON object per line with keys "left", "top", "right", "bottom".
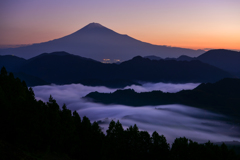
{"left": 1, "top": 67, "right": 239, "bottom": 160}
{"left": 0, "top": 51, "right": 233, "bottom": 87}
{"left": 85, "top": 78, "right": 240, "bottom": 120}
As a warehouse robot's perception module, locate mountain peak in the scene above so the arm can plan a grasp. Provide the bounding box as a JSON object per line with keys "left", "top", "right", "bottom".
{"left": 84, "top": 22, "right": 105, "bottom": 29}
{"left": 72, "top": 22, "right": 114, "bottom": 35}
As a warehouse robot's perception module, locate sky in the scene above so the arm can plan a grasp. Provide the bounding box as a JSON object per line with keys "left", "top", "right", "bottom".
{"left": 0, "top": 0, "right": 240, "bottom": 50}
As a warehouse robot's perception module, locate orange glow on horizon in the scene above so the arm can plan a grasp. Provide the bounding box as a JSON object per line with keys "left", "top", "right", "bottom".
{"left": 1, "top": 0, "right": 239, "bottom": 52}
{"left": 133, "top": 33, "right": 240, "bottom": 51}
{"left": 0, "top": 30, "right": 239, "bottom": 51}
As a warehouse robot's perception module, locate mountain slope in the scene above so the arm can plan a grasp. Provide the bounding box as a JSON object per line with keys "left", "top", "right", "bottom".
{"left": 0, "top": 55, "right": 26, "bottom": 72}
{"left": 16, "top": 51, "right": 105, "bottom": 84}
{"left": 0, "top": 23, "right": 204, "bottom": 61}
{"left": 144, "top": 55, "right": 162, "bottom": 60}
{"left": 144, "top": 49, "right": 240, "bottom": 76}
{"left": 117, "top": 56, "right": 232, "bottom": 83}
{"left": 13, "top": 72, "right": 49, "bottom": 86}
{"left": 197, "top": 49, "right": 240, "bottom": 74}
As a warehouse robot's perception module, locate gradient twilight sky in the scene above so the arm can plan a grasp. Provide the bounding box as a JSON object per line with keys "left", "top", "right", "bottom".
{"left": 0, "top": 0, "right": 240, "bottom": 50}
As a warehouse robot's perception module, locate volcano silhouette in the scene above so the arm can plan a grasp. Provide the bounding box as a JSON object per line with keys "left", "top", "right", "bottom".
{"left": 0, "top": 23, "right": 204, "bottom": 61}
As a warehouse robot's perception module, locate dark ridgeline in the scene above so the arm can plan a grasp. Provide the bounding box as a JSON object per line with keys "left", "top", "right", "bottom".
{"left": 145, "top": 49, "right": 240, "bottom": 77}
{"left": 144, "top": 55, "right": 163, "bottom": 60}
{"left": 1, "top": 67, "right": 239, "bottom": 159}
{"left": 197, "top": 49, "right": 240, "bottom": 75}
{"left": 0, "top": 55, "right": 26, "bottom": 71}
{"left": 0, "top": 51, "right": 233, "bottom": 87}
{"left": 0, "top": 55, "right": 49, "bottom": 86}
{"left": 85, "top": 78, "right": 240, "bottom": 120}
{"left": 176, "top": 55, "right": 193, "bottom": 61}
{"left": 116, "top": 56, "right": 232, "bottom": 83}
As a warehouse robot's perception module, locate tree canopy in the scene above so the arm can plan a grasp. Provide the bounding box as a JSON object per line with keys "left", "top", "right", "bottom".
{"left": 0, "top": 66, "right": 239, "bottom": 160}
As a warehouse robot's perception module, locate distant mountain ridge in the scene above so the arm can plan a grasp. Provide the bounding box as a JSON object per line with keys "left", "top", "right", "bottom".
{"left": 0, "top": 51, "right": 233, "bottom": 87}
{"left": 0, "top": 23, "right": 204, "bottom": 61}
{"left": 144, "top": 49, "right": 240, "bottom": 75}
{"left": 197, "top": 49, "right": 240, "bottom": 74}
{"left": 144, "top": 55, "right": 162, "bottom": 60}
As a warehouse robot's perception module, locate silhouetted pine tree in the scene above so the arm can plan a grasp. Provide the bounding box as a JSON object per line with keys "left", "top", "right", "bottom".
{"left": 1, "top": 67, "right": 239, "bottom": 160}
{"left": 151, "top": 131, "right": 170, "bottom": 160}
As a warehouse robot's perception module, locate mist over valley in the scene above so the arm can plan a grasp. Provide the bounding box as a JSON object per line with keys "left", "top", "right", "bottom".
{"left": 32, "top": 82, "right": 240, "bottom": 144}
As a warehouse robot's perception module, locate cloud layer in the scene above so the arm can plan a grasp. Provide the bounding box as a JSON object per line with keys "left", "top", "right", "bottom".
{"left": 33, "top": 83, "right": 240, "bottom": 143}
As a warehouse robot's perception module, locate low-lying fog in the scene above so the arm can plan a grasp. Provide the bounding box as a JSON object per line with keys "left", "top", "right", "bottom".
{"left": 33, "top": 83, "right": 240, "bottom": 144}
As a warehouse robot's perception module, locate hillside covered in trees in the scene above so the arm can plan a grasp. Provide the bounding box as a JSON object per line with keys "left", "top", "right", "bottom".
{"left": 0, "top": 67, "right": 239, "bottom": 160}
{"left": 0, "top": 51, "right": 234, "bottom": 88}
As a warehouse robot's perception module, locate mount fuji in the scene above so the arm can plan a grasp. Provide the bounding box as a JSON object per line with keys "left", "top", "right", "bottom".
{"left": 0, "top": 23, "right": 204, "bottom": 61}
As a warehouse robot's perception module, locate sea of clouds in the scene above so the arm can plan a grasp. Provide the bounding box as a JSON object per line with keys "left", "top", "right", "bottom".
{"left": 33, "top": 83, "right": 240, "bottom": 144}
